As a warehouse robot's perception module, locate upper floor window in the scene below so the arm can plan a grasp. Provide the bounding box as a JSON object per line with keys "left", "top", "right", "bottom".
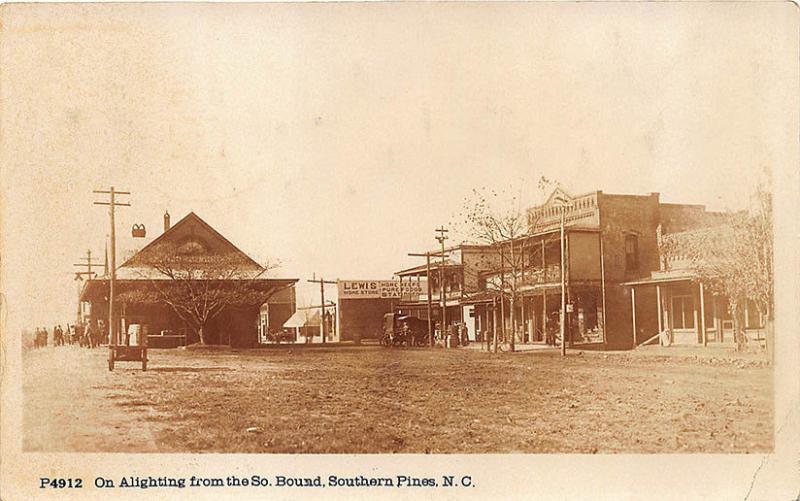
{"left": 625, "top": 234, "right": 639, "bottom": 272}
{"left": 431, "top": 273, "right": 441, "bottom": 292}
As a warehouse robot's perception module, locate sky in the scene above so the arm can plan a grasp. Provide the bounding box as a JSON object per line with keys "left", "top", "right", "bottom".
{"left": 1, "top": 3, "right": 796, "bottom": 332}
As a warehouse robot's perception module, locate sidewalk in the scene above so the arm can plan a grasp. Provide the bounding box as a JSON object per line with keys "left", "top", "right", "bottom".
{"left": 569, "top": 344, "right": 770, "bottom": 370}
{"left": 463, "top": 342, "right": 558, "bottom": 352}
{"left": 462, "top": 341, "right": 770, "bottom": 366}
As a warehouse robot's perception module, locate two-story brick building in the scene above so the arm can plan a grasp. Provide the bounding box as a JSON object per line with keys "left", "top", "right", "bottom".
{"left": 394, "top": 188, "right": 725, "bottom": 349}
{"left": 487, "top": 188, "right": 726, "bottom": 349}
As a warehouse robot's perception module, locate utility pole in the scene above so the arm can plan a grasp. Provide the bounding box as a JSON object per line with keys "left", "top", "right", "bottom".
{"left": 73, "top": 249, "right": 103, "bottom": 278}
{"left": 560, "top": 206, "right": 566, "bottom": 357}
{"left": 435, "top": 226, "right": 448, "bottom": 343}
{"left": 93, "top": 187, "right": 130, "bottom": 354}
{"left": 553, "top": 196, "right": 573, "bottom": 357}
{"left": 408, "top": 250, "right": 449, "bottom": 347}
{"left": 73, "top": 249, "right": 103, "bottom": 324}
{"left": 308, "top": 275, "right": 336, "bottom": 343}
{"left": 499, "top": 243, "right": 506, "bottom": 347}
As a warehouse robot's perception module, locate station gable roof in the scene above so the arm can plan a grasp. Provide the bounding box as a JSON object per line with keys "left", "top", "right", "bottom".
{"left": 121, "top": 212, "right": 262, "bottom": 272}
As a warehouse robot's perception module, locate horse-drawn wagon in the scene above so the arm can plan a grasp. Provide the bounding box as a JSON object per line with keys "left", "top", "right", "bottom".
{"left": 380, "top": 313, "right": 430, "bottom": 347}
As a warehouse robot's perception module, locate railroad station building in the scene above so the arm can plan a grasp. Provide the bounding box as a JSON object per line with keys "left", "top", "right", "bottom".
{"left": 80, "top": 212, "right": 297, "bottom": 348}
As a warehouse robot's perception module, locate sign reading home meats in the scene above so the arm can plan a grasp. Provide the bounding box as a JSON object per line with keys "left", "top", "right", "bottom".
{"left": 338, "top": 280, "right": 425, "bottom": 299}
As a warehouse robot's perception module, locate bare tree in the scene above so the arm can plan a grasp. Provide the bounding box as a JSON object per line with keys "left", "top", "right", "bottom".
{"left": 660, "top": 185, "right": 773, "bottom": 354}
{"left": 129, "top": 243, "right": 281, "bottom": 345}
{"left": 455, "top": 180, "right": 554, "bottom": 352}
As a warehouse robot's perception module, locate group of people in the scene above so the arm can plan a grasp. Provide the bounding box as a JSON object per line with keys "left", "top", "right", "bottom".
{"left": 31, "top": 320, "right": 107, "bottom": 349}
{"left": 437, "top": 322, "right": 470, "bottom": 347}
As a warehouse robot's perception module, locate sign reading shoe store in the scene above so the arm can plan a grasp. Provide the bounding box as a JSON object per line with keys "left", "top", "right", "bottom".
{"left": 338, "top": 280, "right": 425, "bottom": 299}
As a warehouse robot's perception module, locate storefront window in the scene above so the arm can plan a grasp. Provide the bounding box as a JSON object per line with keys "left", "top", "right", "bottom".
{"left": 704, "top": 295, "right": 715, "bottom": 328}
{"left": 671, "top": 295, "right": 695, "bottom": 329}
{"left": 745, "top": 300, "right": 763, "bottom": 329}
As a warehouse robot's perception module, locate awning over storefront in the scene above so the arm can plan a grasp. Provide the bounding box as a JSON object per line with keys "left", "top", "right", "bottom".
{"left": 397, "top": 298, "right": 461, "bottom": 309}
{"left": 395, "top": 260, "right": 463, "bottom": 278}
{"left": 623, "top": 269, "right": 696, "bottom": 287}
{"left": 460, "top": 291, "right": 498, "bottom": 305}
{"left": 283, "top": 309, "right": 321, "bottom": 328}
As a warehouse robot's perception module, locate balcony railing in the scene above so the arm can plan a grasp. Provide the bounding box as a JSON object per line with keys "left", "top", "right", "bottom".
{"left": 418, "top": 290, "right": 463, "bottom": 302}
{"left": 520, "top": 265, "right": 562, "bottom": 286}
{"left": 485, "top": 265, "right": 562, "bottom": 289}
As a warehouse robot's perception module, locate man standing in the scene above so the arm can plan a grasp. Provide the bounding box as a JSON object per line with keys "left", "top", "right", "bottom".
{"left": 83, "top": 321, "right": 94, "bottom": 348}
{"left": 98, "top": 320, "right": 108, "bottom": 346}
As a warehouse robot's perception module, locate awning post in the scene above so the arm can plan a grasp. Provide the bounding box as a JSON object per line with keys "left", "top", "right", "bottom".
{"left": 656, "top": 284, "right": 663, "bottom": 335}
{"left": 631, "top": 287, "right": 637, "bottom": 347}
{"left": 699, "top": 282, "right": 707, "bottom": 346}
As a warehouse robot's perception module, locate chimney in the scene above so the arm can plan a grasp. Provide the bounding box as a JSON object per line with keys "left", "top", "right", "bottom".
{"left": 163, "top": 210, "right": 171, "bottom": 233}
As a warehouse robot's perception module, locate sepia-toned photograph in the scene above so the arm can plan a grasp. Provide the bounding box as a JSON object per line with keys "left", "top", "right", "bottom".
{"left": 1, "top": 1, "right": 798, "bottom": 499}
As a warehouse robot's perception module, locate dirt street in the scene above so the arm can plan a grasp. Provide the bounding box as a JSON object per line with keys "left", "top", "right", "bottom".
{"left": 23, "top": 345, "right": 772, "bottom": 453}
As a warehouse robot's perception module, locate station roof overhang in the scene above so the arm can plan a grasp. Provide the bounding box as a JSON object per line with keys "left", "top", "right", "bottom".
{"left": 80, "top": 277, "right": 299, "bottom": 304}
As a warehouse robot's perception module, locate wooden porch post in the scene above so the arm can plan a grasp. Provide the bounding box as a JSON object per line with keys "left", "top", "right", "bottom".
{"left": 631, "top": 287, "right": 637, "bottom": 347}
{"left": 663, "top": 288, "right": 671, "bottom": 344}
{"left": 656, "top": 284, "right": 663, "bottom": 335}
{"left": 699, "top": 282, "right": 707, "bottom": 346}
{"left": 542, "top": 291, "right": 547, "bottom": 342}
{"left": 599, "top": 235, "right": 608, "bottom": 347}
{"left": 492, "top": 297, "right": 498, "bottom": 353}
{"left": 486, "top": 305, "right": 491, "bottom": 351}
{"left": 541, "top": 239, "right": 547, "bottom": 343}
{"left": 121, "top": 302, "right": 128, "bottom": 346}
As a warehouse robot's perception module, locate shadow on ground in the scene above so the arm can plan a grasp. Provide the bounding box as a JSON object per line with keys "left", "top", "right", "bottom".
{"left": 145, "top": 367, "right": 231, "bottom": 373}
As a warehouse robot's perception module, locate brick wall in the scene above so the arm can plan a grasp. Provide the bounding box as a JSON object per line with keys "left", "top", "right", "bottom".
{"left": 659, "top": 203, "right": 726, "bottom": 235}
{"left": 339, "top": 298, "right": 393, "bottom": 341}
{"left": 597, "top": 193, "right": 661, "bottom": 348}
{"left": 461, "top": 247, "right": 501, "bottom": 293}
{"left": 598, "top": 193, "right": 662, "bottom": 283}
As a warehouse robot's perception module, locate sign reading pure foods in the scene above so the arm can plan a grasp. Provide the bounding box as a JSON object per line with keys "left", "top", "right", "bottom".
{"left": 338, "top": 280, "right": 425, "bottom": 299}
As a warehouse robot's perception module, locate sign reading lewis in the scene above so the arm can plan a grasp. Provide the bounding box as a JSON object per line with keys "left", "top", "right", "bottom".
{"left": 338, "top": 280, "right": 425, "bottom": 299}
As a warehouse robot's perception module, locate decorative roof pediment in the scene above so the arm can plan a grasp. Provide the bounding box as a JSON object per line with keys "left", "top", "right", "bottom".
{"left": 120, "top": 212, "right": 262, "bottom": 272}
{"left": 544, "top": 187, "right": 574, "bottom": 207}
